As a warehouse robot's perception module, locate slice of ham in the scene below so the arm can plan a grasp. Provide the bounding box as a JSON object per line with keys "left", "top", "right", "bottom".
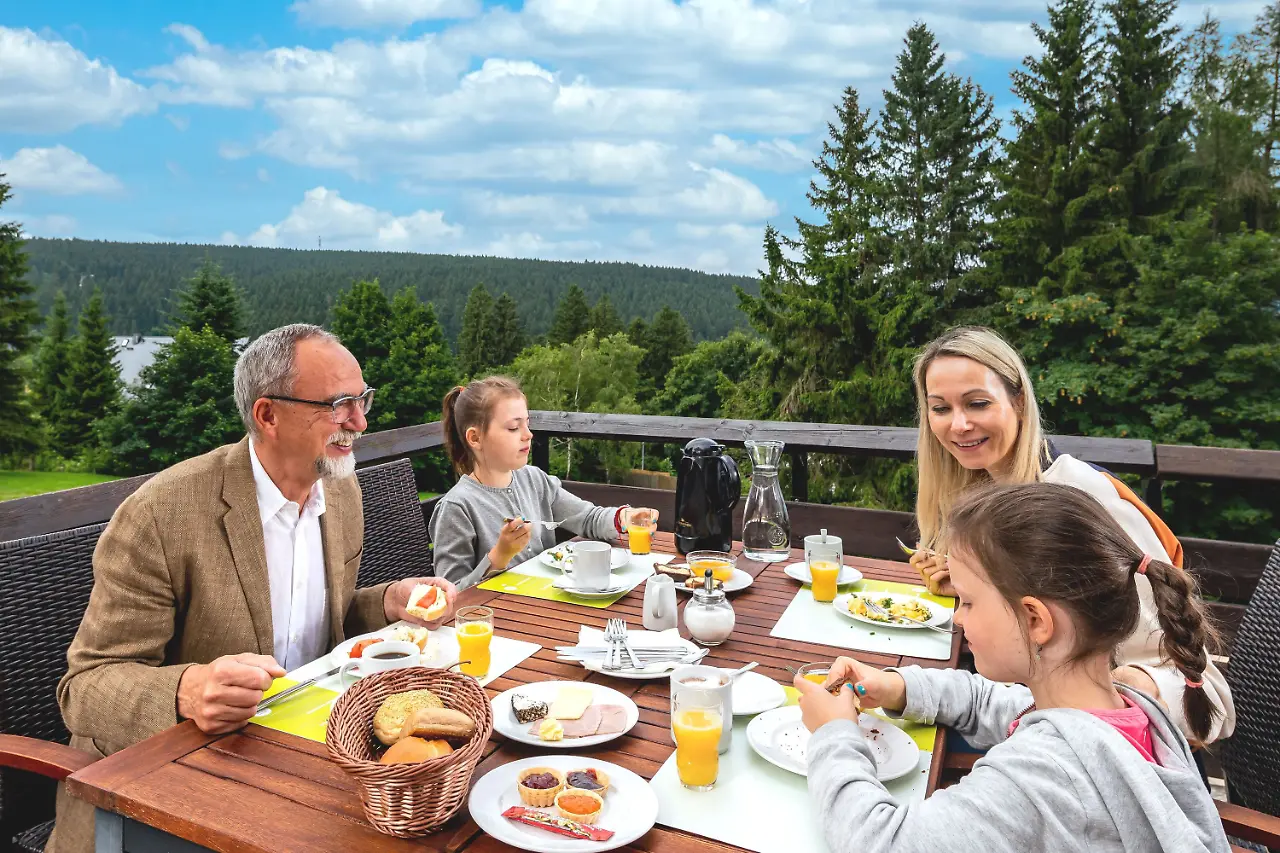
{"left": 525, "top": 704, "right": 630, "bottom": 739}
{"left": 594, "top": 705, "right": 628, "bottom": 736}
{"left": 559, "top": 706, "right": 603, "bottom": 738}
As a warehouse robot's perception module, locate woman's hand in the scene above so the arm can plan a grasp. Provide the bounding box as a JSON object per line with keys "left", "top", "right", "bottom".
{"left": 910, "top": 548, "right": 955, "bottom": 597}
{"left": 793, "top": 673, "right": 860, "bottom": 733}
{"left": 489, "top": 517, "right": 532, "bottom": 569}
{"left": 824, "top": 656, "right": 908, "bottom": 713}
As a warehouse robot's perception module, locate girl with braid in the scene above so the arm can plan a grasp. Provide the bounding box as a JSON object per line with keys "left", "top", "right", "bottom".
{"left": 795, "top": 483, "right": 1228, "bottom": 853}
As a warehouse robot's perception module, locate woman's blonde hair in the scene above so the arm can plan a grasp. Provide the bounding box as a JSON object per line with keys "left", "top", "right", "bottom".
{"left": 913, "top": 326, "right": 1043, "bottom": 551}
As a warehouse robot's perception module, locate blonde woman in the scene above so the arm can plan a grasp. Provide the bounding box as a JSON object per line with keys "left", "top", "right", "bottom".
{"left": 910, "top": 326, "right": 1233, "bottom": 744}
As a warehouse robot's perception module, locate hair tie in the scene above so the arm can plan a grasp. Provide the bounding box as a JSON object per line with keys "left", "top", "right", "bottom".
{"left": 1135, "top": 554, "right": 1152, "bottom": 575}
{"left": 1185, "top": 676, "right": 1204, "bottom": 689}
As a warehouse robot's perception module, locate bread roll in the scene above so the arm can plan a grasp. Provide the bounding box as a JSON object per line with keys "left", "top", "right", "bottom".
{"left": 405, "top": 584, "right": 448, "bottom": 621}
{"left": 399, "top": 706, "right": 477, "bottom": 741}
{"left": 372, "top": 689, "right": 444, "bottom": 746}
{"left": 378, "top": 737, "right": 454, "bottom": 764}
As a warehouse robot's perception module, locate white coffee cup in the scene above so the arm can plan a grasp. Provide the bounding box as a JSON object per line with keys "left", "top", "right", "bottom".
{"left": 339, "top": 639, "right": 421, "bottom": 686}
{"left": 670, "top": 664, "right": 733, "bottom": 753}
{"left": 803, "top": 529, "right": 843, "bottom": 565}
{"left": 565, "top": 541, "right": 613, "bottom": 591}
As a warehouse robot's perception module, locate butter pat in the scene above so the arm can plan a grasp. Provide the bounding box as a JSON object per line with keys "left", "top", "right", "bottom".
{"left": 549, "top": 686, "right": 594, "bottom": 721}
{"left": 538, "top": 719, "right": 564, "bottom": 741}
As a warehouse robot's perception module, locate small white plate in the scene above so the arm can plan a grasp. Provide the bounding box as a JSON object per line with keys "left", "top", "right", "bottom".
{"left": 550, "top": 577, "right": 632, "bottom": 599}
{"left": 491, "top": 681, "right": 639, "bottom": 748}
{"left": 327, "top": 627, "right": 455, "bottom": 669}
{"left": 727, "top": 670, "right": 787, "bottom": 716}
{"left": 574, "top": 635, "right": 704, "bottom": 680}
{"left": 540, "top": 543, "right": 630, "bottom": 572}
{"left": 745, "top": 705, "right": 919, "bottom": 782}
{"left": 673, "top": 568, "right": 754, "bottom": 594}
{"left": 783, "top": 561, "right": 863, "bottom": 586}
{"left": 833, "top": 592, "right": 951, "bottom": 629}
{"left": 469, "top": 755, "right": 658, "bottom": 853}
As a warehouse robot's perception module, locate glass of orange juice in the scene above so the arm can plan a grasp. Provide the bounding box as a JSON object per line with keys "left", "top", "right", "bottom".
{"left": 686, "top": 550, "right": 736, "bottom": 583}
{"left": 796, "top": 662, "right": 848, "bottom": 696}
{"left": 455, "top": 605, "right": 493, "bottom": 678}
{"left": 672, "top": 692, "right": 722, "bottom": 790}
{"left": 808, "top": 545, "right": 842, "bottom": 602}
{"left": 627, "top": 509, "right": 656, "bottom": 556}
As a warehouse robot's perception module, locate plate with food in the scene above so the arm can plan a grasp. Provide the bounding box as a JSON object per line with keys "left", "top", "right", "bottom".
{"left": 539, "top": 542, "right": 631, "bottom": 572}
{"left": 329, "top": 623, "right": 452, "bottom": 668}
{"left": 492, "top": 681, "right": 639, "bottom": 748}
{"left": 834, "top": 592, "right": 951, "bottom": 629}
{"left": 745, "top": 705, "right": 919, "bottom": 782}
{"left": 783, "top": 561, "right": 863, "bottom": 586}
{"left": 658, "top": 563, "right": 755, "bottom": 594}
{"left": 469, "top": 755, "right": 658, "bottom": 853}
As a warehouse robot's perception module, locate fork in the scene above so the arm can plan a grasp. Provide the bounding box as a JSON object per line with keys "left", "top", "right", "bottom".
{"left": 861, "top": 598, "right": 955, "bottom": 635}
{"left": 602, "top": 619, "right": 623, "bottom": 671}
{"left": 615, "top": 619, "right": 643, "bottom": 669}
{"left": 505, "top": 516, "right": 562, "bottom": 530}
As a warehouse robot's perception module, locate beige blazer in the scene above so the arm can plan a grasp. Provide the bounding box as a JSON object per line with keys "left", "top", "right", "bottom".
{"left": 47, "top": 438, "right": 390, "bottom": 853}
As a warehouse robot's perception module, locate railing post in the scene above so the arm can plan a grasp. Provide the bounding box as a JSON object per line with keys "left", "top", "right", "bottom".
{"left": 789, "top": 450, "right": 809, "bottom": 502}
{"left": 1145, "top": 476, "right": 1163, "bottom": 513}
{"left": 533, "top": 434, "right": 550, "bottom": 473}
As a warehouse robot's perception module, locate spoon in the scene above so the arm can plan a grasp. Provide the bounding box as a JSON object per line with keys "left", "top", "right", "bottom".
{"left": 728, "top": 661, "right": 758, "bottom": 679}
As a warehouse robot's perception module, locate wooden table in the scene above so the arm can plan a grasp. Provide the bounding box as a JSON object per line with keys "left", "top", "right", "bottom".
{"left": 68, "top": 533, "right": 960, "bottom": 853}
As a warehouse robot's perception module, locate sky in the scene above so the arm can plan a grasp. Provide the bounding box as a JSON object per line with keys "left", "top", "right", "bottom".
{"left": 0, "top": 0, "right": 1269, "bottom": 276}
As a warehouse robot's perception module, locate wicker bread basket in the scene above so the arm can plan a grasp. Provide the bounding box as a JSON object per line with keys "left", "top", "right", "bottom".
{"left": 326, "top": 668, "right": 494, "bottom": 837}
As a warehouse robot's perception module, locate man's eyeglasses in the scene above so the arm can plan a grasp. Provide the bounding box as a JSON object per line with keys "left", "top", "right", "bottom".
{"left": 265, "top": 387, "right": 376, "bottom": 424}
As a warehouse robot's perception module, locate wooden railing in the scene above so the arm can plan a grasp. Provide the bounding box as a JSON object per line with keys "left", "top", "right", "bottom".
{"left": 3, "top": 411, "right": 1276, "bottom": 645}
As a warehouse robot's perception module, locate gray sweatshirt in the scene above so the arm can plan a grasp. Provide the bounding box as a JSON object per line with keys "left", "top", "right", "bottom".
{"left": 428, "top": 465, "right": 620, "bottom": 588}
{"left": 808, "top": 667, "right": 1229, "bottom": 853}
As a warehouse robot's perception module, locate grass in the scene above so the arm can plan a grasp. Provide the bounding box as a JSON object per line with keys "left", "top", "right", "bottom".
{"left": 418, "top": 491, "right": 440, "bottom": 501}
{"left": 0, "top": 470, "right": 121, "bottom": 502}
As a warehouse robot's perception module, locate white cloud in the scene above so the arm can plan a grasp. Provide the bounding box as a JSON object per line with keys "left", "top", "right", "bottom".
{"left": 0, "top": 27, "right": 153, "bottom": 132}
{"left": 165, "top": 113, "right": 190, "bottom": 131}
{"left": 0, "top": 146, "right": 123, "bottom": 195}
{"left": 18, "top": 214, "right": 78, "bottom": 237}
{"left": 240, "top": 186, "right": 463, "bottom": 250}
{"left": 469, "top": 192, "right": 591, "bottom": 230}
{"left": 292, "top": 0, "right": 481, "bottom": 28}
{"left": 257, "top": 167, "right": 272, "bottom": 183}
{"left": 698, "top": 134, "right": 809, "bottom": 171}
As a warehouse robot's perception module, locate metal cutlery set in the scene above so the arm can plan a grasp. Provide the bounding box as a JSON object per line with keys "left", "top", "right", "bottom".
{"left": 556, "top": 618, "right": 707, "bottom": 671}
{"left": 860, "top": 598, "right": 955, "bottom": 635}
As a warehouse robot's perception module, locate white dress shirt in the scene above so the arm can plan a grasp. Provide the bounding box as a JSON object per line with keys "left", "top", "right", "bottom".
{"left": 249, "top": 441, "right": 330, "bottom": 671}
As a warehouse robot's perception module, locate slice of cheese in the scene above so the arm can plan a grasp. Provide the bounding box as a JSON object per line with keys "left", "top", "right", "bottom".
{"left": 548, "top": 686, "right": 594, "bottom": 721}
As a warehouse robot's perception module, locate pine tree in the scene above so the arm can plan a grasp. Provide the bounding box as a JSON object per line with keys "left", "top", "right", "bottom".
{"left": 331, "top": 279, "right": 393, "bottom": 366}
{"left": 34, "top": 290, "right": 72, "bottom": 422}
{"left": 373, "top": 288, "right": 458, "bottom": 433}
{"left": 588, "top": 294, "right": 623, "bottom": 338}
{"left": 0, "top": 176, "right": 40, "bottom": 456}
{"left": 638, "top": 306, "right": 693, "bottom": 393}
{"left": 490, "top": 292, "right": 527, "bottom": 367}
{"left": 170, "top": 257, "right": 247, "bottom": 344}
{"left": 96, "top": 326, "right": 242, "bottom": 475}
{"left": 457, "top": 283, "right": 497, "bottom": 377}
{"left": 547, "top": 284, "right": 591, "bottom": 345}
{"left": 55, "top": 287, "right": 120, "bottom": 456}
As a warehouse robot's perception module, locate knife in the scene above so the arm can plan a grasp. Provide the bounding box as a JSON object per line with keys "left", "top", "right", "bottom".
{"left": 256, "top": 665, "right": 341, "bottom": 712}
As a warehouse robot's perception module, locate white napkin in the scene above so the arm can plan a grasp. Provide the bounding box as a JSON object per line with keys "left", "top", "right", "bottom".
{"left": 574, "top": 626, "right": 694, "bottom": 674}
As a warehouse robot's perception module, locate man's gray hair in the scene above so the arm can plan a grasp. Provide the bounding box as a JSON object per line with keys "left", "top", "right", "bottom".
{"left": 234, "top": 323, "right": 341, "bottom": 435}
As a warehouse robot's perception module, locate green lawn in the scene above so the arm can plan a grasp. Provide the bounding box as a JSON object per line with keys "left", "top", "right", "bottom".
{"left": 0, "top": 470, "right": 120, "bottom": 502}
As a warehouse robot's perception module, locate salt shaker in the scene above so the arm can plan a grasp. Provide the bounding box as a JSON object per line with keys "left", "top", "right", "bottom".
{"left": 683, "top": 569, "right": 736, "bottom": 646}
{"left": 643, "top": 575, "right": 678, "bottom": 631}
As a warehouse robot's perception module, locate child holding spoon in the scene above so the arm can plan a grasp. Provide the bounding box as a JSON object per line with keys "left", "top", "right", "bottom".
{"left": 794, "top": 482, "right": 1228, "bottom": 853}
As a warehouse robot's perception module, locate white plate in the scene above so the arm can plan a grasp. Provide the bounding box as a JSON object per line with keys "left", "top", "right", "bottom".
{"left": 783, "top": 561, "right": 863, "bottom": 586}
{"left": 550, "top": 577, "right": 632, "bottom": 599}
{"left": 492, "top": 681, "right": 639, "bottom": 748}
{"left": 833, "top": 592, "right": 951, "bottom": 629}
{"left": 575, "top": 635, "right": 704, "bottom": 680}
{"left": 745, "top": 705, "right": 919, "bottom": 782}
{"left": 726, "top": 670, "right": 787, "bottom": 716}
{"left": 540, "top": 543, "right": 630, "bottom": 572}
{"left": 673, "top": 568, "right": 754, "bottom": 594}
{"left": 327, "top": 627, "right": 455, "bottom": 669}
{"left": 470, "top": 755, "right": 658, "bottom": 853}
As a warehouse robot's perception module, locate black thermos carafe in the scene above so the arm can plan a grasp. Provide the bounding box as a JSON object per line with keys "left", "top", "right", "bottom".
{"left": 674, "top": 438, "right": 741, "bottom": 554}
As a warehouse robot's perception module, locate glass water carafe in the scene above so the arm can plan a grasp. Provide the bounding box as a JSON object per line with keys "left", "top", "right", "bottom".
{"left": 741, "top": 439, "right": 791, "bottom": 562}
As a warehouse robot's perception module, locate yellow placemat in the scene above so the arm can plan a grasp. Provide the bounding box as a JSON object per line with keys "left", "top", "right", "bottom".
{"left": 781, "top": 685, "right": 939, "bottom": 753}
{"left": 478, "top": 571, "right": 629, "bottom": 607}
{"left": 250, "top": 677, "right": 340, "bottom": 743}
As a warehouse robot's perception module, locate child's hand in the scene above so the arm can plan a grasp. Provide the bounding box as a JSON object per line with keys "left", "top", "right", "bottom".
{"left": 489, "top": 517, "right": 532, "bottom": 568}
{"left": 793, "top": 673, "right": 859, "bottom": 733}
{"left": 824, "top": 656, "right": 908, "bottom": 713}
{"left": 910, "top": 549, "right": 954, "bottom": 597}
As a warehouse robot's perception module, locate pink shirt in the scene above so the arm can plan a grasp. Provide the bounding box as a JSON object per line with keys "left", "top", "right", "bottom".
{"left": 1007, "top": 696, "right": 1160, "bottom": 764}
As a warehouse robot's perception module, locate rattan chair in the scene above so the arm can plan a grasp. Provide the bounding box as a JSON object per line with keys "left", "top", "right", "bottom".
{"left": 0, "top": 523, "right": 106, "bottom": 853}
{"left": 355, "top": 458, "right": 434, "bottom": 588}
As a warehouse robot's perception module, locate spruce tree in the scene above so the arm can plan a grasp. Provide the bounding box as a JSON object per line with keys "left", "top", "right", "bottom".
{"left": 56, "top": 287, "right": 120, "bottom": 456}
{"left": 547, "top": 284, "right": 591, "bottom": 345}
{"left": 331, "top": 279, "right": 393, "bottom": 366}
{"left": 587, "top": 294, "right": 622, "bottom": 338}
{"left": 457, "top": 283, "right": 497, "bottom": 377}
{"left": 490, "top": 292, "right": 527, "bottom": 368}
{"left": 34, "top": 290, "right": 72, "bottom": 422}
{"left": 638, "top": 306, "right": 693, "bottom": 392}
{"left": 373, "top": 289, "right": 458, "bottom": 433}
{"left": 170, "top": 257, "right": 247, "bottom": 344}
{"left": 0, "top": 176, "right": 40, "bottom": 456}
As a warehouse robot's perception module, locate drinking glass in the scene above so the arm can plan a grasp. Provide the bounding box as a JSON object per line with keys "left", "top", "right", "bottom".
{"left": 672, "top": 691, "right": 723, "bottom": 790}
{"left": 627, "top": 508, "right": 656, "bottom": 556}
{"left": 455, "top": 606, "right": 494, "bottom": 678}
{"left": 808, "top": 545, "right": 842, "bottom": 603}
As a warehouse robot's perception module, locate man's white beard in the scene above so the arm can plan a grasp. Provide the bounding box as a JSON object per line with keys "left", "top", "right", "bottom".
{"left": 316, "top": 430, "right": 360, "bottom": 480}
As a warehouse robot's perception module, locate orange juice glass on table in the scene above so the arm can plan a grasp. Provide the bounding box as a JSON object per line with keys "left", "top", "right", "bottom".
{"left": 672, "top": 692, "right": 723, "bottom": 790}
{"left": 796, "top": 662, "right": 849, "bottom": 696}
{"left": 627, "top": 509, "right": 656, "bottom": 556}
{"left": 455, "top": 605, "right": 493, "bottom": 678}
{"left": 686, "top": 550, "right": 736, "bottom": 583}
{"left": 808, "top": 546, "right": 842, "bottom": 602}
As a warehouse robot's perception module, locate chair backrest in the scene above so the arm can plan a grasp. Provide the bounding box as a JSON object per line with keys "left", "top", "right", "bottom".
{"left": 1221, "top": 538, "right": 1280, "bottom": 816}
{"left": 355, "top": 458, "right": 433, "bottom": 588}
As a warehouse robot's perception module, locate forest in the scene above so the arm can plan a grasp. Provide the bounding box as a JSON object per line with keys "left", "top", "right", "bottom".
{"left": 2, "top": 0, "right": 1278, "bottom": 547}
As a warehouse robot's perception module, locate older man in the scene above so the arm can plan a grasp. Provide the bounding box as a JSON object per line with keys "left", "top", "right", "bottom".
{"left": 47, "top": 323, "right": 456, "bottom": 853}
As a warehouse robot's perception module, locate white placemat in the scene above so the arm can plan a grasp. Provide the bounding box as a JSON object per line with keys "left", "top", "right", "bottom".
{"left": 289, "top": 621, "right": 541, "bottom": 690}
{"left": 769, "top": 583, "right": 955, "bottom": 661}
{"left": 651, "top": 717, "right": 931, "bottom": 853}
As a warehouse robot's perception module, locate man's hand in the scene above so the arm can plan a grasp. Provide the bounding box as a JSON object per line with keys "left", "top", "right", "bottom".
{"left": 910, "top": 549, "right": 955, "bottom": 597}
{"left": 176, "top": 653, "right": 284, "bottom": 734}
{"left": 384, "top": 577, "right": 458, "bottom": 629}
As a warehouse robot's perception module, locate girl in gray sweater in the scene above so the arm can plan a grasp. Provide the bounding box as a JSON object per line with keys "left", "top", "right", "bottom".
{"left": 795, "top": 483, "right": 1230, "bottom": 853}
{"left": 429, "top": 377, "right": 659, "bottom": 588}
